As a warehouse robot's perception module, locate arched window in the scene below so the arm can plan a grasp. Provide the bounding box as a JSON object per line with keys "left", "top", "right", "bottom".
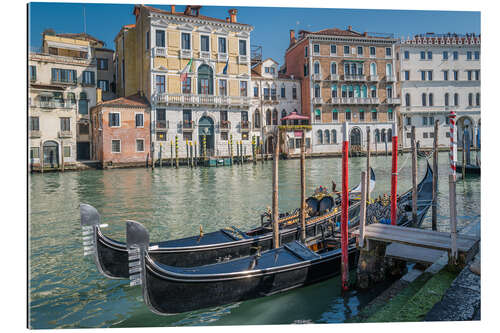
{"left": 272, "top": 109, "right": 278, "bottom": 125}
{"left": 331, "top": 84, "right": 338, "bottom": 98}
{"left": 254, "top": 110, "right": 261, "bottom": 128}
{"left": 314, "top": 83, "right": 320, "bottom": 98}
{"left": 281, "top": 110, "right": 287, "bottom": 125}
{"left": 370, "top": 63, "right": 377, "bottom": 76}
{"left": 317, "top": 130, "right": 323, "bottom": 144}
{"left": 422, "top": 93, "right": 427, "bottom": 106}
{"left": 375, "top": 129, "right": 380, "bottom": 143}
{"left": 476, "top": 93, "right": 480, "bottom": 106}
{"left": 332, "top": 129, "right": 337, "bottom": 144}
{"left": 348, "top": 85, "right": 354, "bottom": 98}
{"left": 341, "top": 85, "right": 347, "bottom": 98}
{"left": 198, "top": 64, "right": 213, "bottom": 95}
{"left": 354, "top": 85, "right": 360, "bottom": 98}
{"left": 361, "top": 85, "right": 367, "bottom": 98}
{"left": 468, "top": 93, "right": 473, "bottom": 106}
{"left": 344, "top": 63, "right": 350, "bottom": 75}
{"left": 314, "top": 62, "right": 320, "bottom": 74}
{"left": 454, "top": 93, "right": 459, "bottom": 106}
{"left": 370, "top": 85, "right": 377, "bottom": 98}
{"left": 266, "top": 109, "right": 272, "bottom": 126}
{"left": 405, "top": 93, "right": 411, "bottom": 106}
{"left": 386, "top": 63, "right": 393, "bottom": 76}
{"left": 381, "top": 129, "right": 386, "bottom": 143}
{"left": 325, "top": 129, "right": 330, "bottom": 144}
{"left": 429, "top": 93, "right": 434, "bottom": 106}
{"left": 445, "top": 93, "right": 449, "bottom": 106}
{"left": 331, "top": 62, "right": 337, "bottom": 74}
{"left": 388, "top": 128, "right": 393, "bottom": 142}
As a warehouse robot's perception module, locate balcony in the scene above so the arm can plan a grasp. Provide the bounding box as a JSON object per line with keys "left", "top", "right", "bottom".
{"left": 218, "top": 53, "right": 228, "bottom": 62}
{"left": 386, "top": 75, "right": 397, "bottom": 82}
{"left": 220, "top": 120, "right": 231, "bottom": 131}
{"left": 156, "top": 120, "right": 169, "bottom": 129}
{"left": 386, "top": 98, "right": 401, "bottom": 104}
{"left": 344, "top": 74, "right": 366, "bottom": 82}
{"left": 327, "top": 74, "right": 339, "bottom": 81}
{"left": 156, "top": 93, "right": 250, "bottom": 108}
{"left": 238, "top": 55, "right": 249, "bottom": 64}
{"left": 369, "top": 75, "right": 379, "bottom": 81}
{"left": 334, "top": 97, "right": 380, "bottom": 105}
{"left": 58, "top": 131, "right": 72, "bottom": 139}
{"left": 200, "top": 51, "right": 210, "bottom": 60}
{"left": 51, "top": 79, "right": 77, "bottom": 86}
{"left": 29, "top": 130, "right": 41, "bottom": 138}
{"left": 29, "top": 51, "right": 95, "bottom": 66}
{"left": 240, "top": 120, "right": 251, "bottom": 131}
{"left": 312, "top": 97, "right": 323, "bottom": 105}
{"left": 180, "top": 49, "right": 192, "bottom": 59}
{"left": 329, "top": 97, "right": 341, "bottom": 104}
{"left": 312, "top": 73, "right": 322, "bottom": 81}
{"left": 182, "top": 120, "right": 194, "bottom": 131}
{"left": 38, "top": 100, "right": 76, "bottom": 109}
{"left": 154, "top": 47, "right": 167, "bottom": 57}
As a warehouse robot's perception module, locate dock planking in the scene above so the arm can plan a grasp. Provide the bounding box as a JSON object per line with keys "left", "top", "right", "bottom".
{"left": 385, "top": 243, "right": 446, "bottom": 265}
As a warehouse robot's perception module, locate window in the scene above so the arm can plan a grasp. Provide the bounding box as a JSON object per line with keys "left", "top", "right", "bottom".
{"left": 446, "top": 132, "right": 450, "bottom": 138}
{"left": 305, "top": 46, "right": 308, "bottom": 57}
{"left": 314, "top": 84, "right": 320, "bottom": 98}
{"left": 313, "top": 44, "right": 320, "bottom": 54}
{"left": 453, "top": 51, "right": 458, "bottom": 60}
{"left": 429, "top": 93, "right": 434, "bottom": 106}
{"left": 304, "top": 64, "right": 308, "bottom": 76}
{"left": 156, "top": 131, "right": 166, "bottom": 141}
{"left": 443, "top": 70, "right": 449, "bottom": 81}
{"left": 406, "top": 117, "right": 412, "bottom": 126}
{"left": 51, "top": 68, "right": 77, "bottom": 83}
{"left": 421, "top": 71, "right": 426, "bottom": 81}
{"left": 156, "top": 30, "right": 165, "bottom": 47}
{"left": 427, "top": 51, "right": 432, "bottom": 59}
{"left": 111, "top": 140, "right": 121, "bottom": 153}
{"left": 325, "top": 130, "right": 330, "bottom": 144}
{"left": 200, "top": 35, "right": 210, "bottom": 52}
{"left": 331, "top": 85, "right": 337, "bottom": 98}
{"left": 29, "top": 116, "right": 39, "bottom": 131}
{"left": 388, "top": 109, "right": 393, "bottom": 121}
{"left": 475, "top": 70, "right": 480, "bottom": 80}
{"left": 198, "top": 65, "right": 213, "bottom": 95}
{"left": 64, "top": 146, "right": 71, "bottom": 158}
{"left": 82, "top": 71, "right": 95, "bottom": 85}
{"left": 346, "top": 109, "right": 351, "bottom": 121}
{"left": 67, "top": 92, "right": 76, "bottom": 105}
{"left": 443, "top": 51, "right": 448, "bottom": 60}
{"left": 109, "top": 113, "right": 120, "bottom": 127}
{"left": 97, "top": 58, "right": 108, "bottom": 70}
{"left": 386, "top": 47, "right": 392, "bottom": 56}
{"left": 427, "top": 71, "right": 433, "bottom": 81}
{"left": 239, "top": 40, "right": 247, "bottom": 55}
{"left": 183, "top": 132, "right": 192, "bottom": 141}
{"left": 271, "top": 86, "right": 277, "bottom": 100}
{"left": 218, "top": 37, "right": 227, "bottom": 53}
{"left": 136, "top": 139, "right": 145, "bottom": 152}
{"left": 314, "top": 62, "right": 320, "bottom": 74}
{"left": 135, "top": 113, "right": 144, "bottom": 127}
{"left": 98, "top": 80, "right": 109, "bottom": 92}
{"left": 182, "top": 77, "right": 191, "bottom": 94}
{"left": 357, "top": 46, "right": 363, "bottom": 55}
{"left": 78, "top": 92, "right": 88, "bottom": 115}
{"left": 281, "top": 86, "right": 286, "bottom": 98}
{"left": 423, "top": 133, "right": 428, "bottom": 139}
{"left": 454, "top": 93, "right": 459, "bottom": 106}
{"left": 263, "top": 87, "right": 270, "bottom": 100}
{"left": 29, "top": 65, "right": 36, "bottom": 81}
{"left": 422, "top": 93, "right": 427, "bottom": 106}
{"left": 474, "top": 51, "right": 480, "bottom": 60}
{"left": 30, "top": 147, "right": 40, "bottom": 159}
{"left": 254, "top": 86, "right": 259, "bottom": 97}
{"left": 344, "top": 45, "right": 350, "bottom": 55}
{"left": 467, "top": 70, "right": 472, "bottom": 81}
{"left": 370, "top": 85, "right": 377, "bottom": 98}
{"left": 60, "top": 117, "right": 70, "bottom": 131}
{"left": 348, "top": 85, "right": 354, "bottom": 98}
{"left": 314, "top": 109, "right": 321, "bottom": 122}
{"left": 330, "top": 44, "right": 337, "bottom": 54}
{"left": 240, "top": 81, "right": 248, "bottom": 97}
{"left": 292, "top": 86, "right": 297, "bottom": 99}
{"left": 467, "top": 51, "right": 472, "bottom": 60}
{"left": 387, "top": 85, "right": 393, "bottom": 99}
{"left": 146, "top": 31, "right": 150, "bottom": 49}
{"left": 181, "top": 33, "right": 191, "bottom": 50}
{"left": 445, "top": 93, "right": 449, "bottom": 106}
{"left": 371, "top": 110, "right": 377, "bottom": 121}
{"left": 370, "top": 47, "right": 376, "bottom": 56}
{"left": 331, "top": 62, "right": 337, "bottom": 74}
{"left": 317, "top": 130, "right": 323, "bottom": 144}
{"left": 254, "top": 111, "right": 261, "bottom": 128}
{"left": 332, "top": 110, "right": 338, "bottom": 121}
{"left": 445, "top": 116, "right": 450, "bottom": 125}
{"left": 404, "top": 70, "right": 410, "bottom": 80}
{"left": 360, "top": 109, "right": 365, "bottom": 121}
{"left": 156, "top": 75, "right": 166, "bottom": 93}
{"left": 453, "top": 70, "right": 459, "bottom": 80}
{"left": 404, "top": 50, "right": 409, "bottom": 59}
{"left": 420, "top": 51, "right": 426, "bottom": 60}
{"left": 219, "top": 79, "right": 227, "bottom": 96}
{"left": 405, "top": 93, "right": 411, "bottom": 106}
{"left": 476, "top": 93, "right": 480, "bottom": 106}
{"left": 79, "top": 123, "right": 89, "bottom": 135}
{"left": 468, "top": 93, "right": 473, "bottom": 106}
{"left": 423, "top": 116, "right": 428, "bottom": 126}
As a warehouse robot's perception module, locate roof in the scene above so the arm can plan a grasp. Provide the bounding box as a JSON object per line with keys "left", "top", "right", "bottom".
{"left": 55, "top": 32, "right": 105, "bottom": 46}
{"left": 141, "top": 5, "right": 252, "bottom": 27}
{"left": 401, "top": 33, "right": 481, "bottom": 45}
{"left": 29, "top": 84, "right": 65, "bottom": 91}
{"left": 123, "top": 24, "right": 136, "bottom": 29}
{"left": 100, "top": 93, "right": 150, "bottom": 108}
{"left": 305, "top": 28, "right": 365, "bottom": 37}
{"left": 94, "top": 47, "right": 114, "bottom": 53}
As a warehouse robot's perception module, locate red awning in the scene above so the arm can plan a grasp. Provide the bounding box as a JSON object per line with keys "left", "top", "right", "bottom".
{"left": 280, "top": 111, "right": 309, "bottom": 121}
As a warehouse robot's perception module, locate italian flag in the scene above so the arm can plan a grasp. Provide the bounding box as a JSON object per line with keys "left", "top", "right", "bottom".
{"left": 180, "top": 58, "right": 193, "bottom": 82}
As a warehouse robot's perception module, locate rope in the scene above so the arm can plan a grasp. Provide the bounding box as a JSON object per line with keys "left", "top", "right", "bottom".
{"left": 397, "top": 152, "right": 411, "bottom": 173}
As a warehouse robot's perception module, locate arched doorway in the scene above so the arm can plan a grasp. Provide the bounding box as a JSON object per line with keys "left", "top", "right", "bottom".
{"left": 266, "top": 135, "right": 274, "bottom": 154}
{"left": 457, "top": 116, "right": 474, "bottom": 147}
{"left": 350, "top": 127, "right": 362, "bottom": 153}
{"left": 198, "top": 116, "right": 215, "bottom": 156}
{"left": 43, "top": 140, "right": 59, "bottom": 168}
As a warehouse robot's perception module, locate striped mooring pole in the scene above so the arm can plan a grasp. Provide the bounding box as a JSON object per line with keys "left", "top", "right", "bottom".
{"left": 390, "top": 121, "right": 398, "bottom": 225}
{"left": 448, "top": 111, "right": 458, "bottom": 262}
{"left": 449, "top": 111, "right": 457, "bottom": 181}
{"left": 341, "top": 121, "right": 349, "bottom": 291}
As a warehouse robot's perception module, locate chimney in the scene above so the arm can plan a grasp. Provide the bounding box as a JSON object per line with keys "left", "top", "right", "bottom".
{"left": 363, "top": 32, "right": 367, "bottom": 36}
{"left": 228, "top": 9, "right": 237, "bottom": 23}
{"left": 96, "top": 88, "right": 102, "bottom": 104}
{"left": 289, "top": 29, "right": 296, "bottom": 44}
{"left": 170, "top": 5, "right": 175, "bottom": 13}
{"left": 347, "top": 25, "right": 352, "bottom": 31}
{"left": 226, "top": 17, "right": 229, "bottom": 22}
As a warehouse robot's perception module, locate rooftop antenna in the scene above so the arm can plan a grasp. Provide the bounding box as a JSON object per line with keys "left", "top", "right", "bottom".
{"left": 83, "top": 6, "right": 86, "bottom": 33}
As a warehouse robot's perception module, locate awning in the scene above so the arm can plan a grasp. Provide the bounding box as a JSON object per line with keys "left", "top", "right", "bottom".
{"left": 371, "top": 109, "right": 377, "bottom": 112}
{"left": 359, "top": 109, "right": 365, "bottom": 113}
{"left": 281, "top": 111, "right": 309, "bottom": 121}
{"left": 346, "top": 109, "right": 351, "bottom": 113}
{"left": 332, "top": 109, "right": 338, "bottom": 112}
{"left": 315, "top": 109, "right": 321, "bottom": 116}
{"left": 46, "top": 40, "right": 89, "bottom": 53}
{"left": 388, "top": 108, "right": 393, "bottom": 113}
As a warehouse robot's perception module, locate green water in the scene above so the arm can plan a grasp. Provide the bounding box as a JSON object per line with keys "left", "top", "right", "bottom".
{"left": 28, "top": 153, "right": 480, "bottom": 328}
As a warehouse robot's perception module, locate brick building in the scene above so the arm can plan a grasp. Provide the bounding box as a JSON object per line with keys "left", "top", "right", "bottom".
{"left": 90, "top": 91, "right": 151, "bottom": 168}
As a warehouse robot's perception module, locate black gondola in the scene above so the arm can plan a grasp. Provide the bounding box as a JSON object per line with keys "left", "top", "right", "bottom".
{"left": 126, "top": 163, "right": 433, "bottom": 315}
{"left": 456, "top": 163, "right": 480, "bottom": 175}
{"left": 80, "top": 169, "right": 376, "bottom": 279}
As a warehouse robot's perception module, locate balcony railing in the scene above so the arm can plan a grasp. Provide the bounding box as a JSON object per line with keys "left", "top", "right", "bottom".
{"left": 344, "top": 74, "right": 366, "bottom": 81}
{"left": 386, "top": 98, "right": 401, "bottom": 104}
{"left": 38, "top": 100, "right": 76, "bottom": 109}
{"left": 182, "top": 120, "right": 194, "bottom": 130}
{"left": 200, "top": 51, "right": 210, "bottom": 60}
{"left": 312, "top": 97, "right": 323, "bottom": 104}
{"left": 386, "top": 75, "right": 397, "bottom": 82}
{"left": 369, "top": 75, "right": 379, "bottom": 81}
{"left": 238, "top": 55, "right": 249, "bottom": 64}
{"left": 329, "top": 97, "right": 380, "bottom": 105}
{"left": 218, "top": 53, "right": 228, "bottom": 62}
{"left": 29, "top": 130, "right": 41, "bottom": 138}
{"left": 220, "top": 120, "right": 231, "bottom": 130}
{"left": 240, "top": 120, "right": 251, "bottom": 130}
{"left": 156, "top": 120, "right": 169, "bottom": 129}
{"left": 328, "top": 74, "right": 339, "bottom": 81}
{"left": 157, "top": 93, "right": 250, "bottom": 107}
{"left": 154, "top": 47, "right": 167, "bottom": 57}
{"left": 29, "top": 51, "right": 96, "bottom": 66}
{"left": 180, "top": 49, "right": 192, "bottom": 59}
{"left": 312, "top": 73, "right": 322, "bottom": 81}
{"left": 58, "top": 131, "right": 72, "bottom": 138}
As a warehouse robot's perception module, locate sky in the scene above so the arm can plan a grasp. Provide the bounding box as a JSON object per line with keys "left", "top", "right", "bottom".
{"left": 28, "top": 2, "right": 480, "bottom": 65}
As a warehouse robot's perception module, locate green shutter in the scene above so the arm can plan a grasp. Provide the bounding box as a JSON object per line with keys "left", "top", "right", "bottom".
{"left": 315, "top": 109, "right": 321, "bottom": 116}
{"left": 371, "top": 109, "right": 377, "bottom": 112}
{"left": 332, "top": 109, "right": 338, "bottom": 112}
{"left": 388, "top": 108, "right": 393, "bottom": 113}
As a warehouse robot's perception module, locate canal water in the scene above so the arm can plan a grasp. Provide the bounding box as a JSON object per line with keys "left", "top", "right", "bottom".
{"left": 28, "top": 152, "right": 480, "bottom": 328}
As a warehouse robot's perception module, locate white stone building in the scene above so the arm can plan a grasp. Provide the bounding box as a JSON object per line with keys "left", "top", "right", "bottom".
{"left": 398, "top": 33, "right": 481, "bottom": 149}
{"left": 250, "top": 58, "right": 307, "bottom": 154}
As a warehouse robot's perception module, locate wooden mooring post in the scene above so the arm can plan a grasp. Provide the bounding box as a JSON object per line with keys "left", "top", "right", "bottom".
{"left": 385, "top": 135, "right": 388, "bottom": 157}
{"left": 236, "top": 141, "right": 240, "bottom": 165}
{"left": 159, "top": 144, "right": 163, "bottom": 168}
{"left": 462, "top": 139, "right": 466, "bottom": 179}
{"left": 449, "top": 111, "right": 458, "bottom": 264}
{"left": 190, "top": 141, "right": 194, "bottom": 168}
{"left": 432, "top": 120, "right": 439, "bottom": 230}
{"left": 60, "top": 140, "right": 64, "bottom": 172}
{"left": 261, "top": 142, "right": 264, "bottom": 164}
{"left": 175, "top": 136, "right": 179, "bottom": 169}
{"left": 341, "top": 121, "right": 350, "bottom": 291}
{"left": 359, "top": 171, "right": 367, "bottom": 248}
{"left": 252, "top": 135, "right": 256, "bottom": 164}
{"left": 366, "top": 127, "right": 371, "bottom": 202}
{"left": 411, "top": 126, "right": 418, "bottom": 224}
{"left": 300, "top": 130, "right": 306, "bottom": 242}
{"left": 194, "top": 141, "right": 198, "bottom": 167}
{"left": 186, "top": 141, "right": 189, "bottom": 167}
{"left": 170, "top": 140, "right": 173, "bottom": 168}
{"left": 272, "top": 129, "right": 280, "bottom": 249}
{"left": 230, "top": 135, "right": 234, "bottom": 166}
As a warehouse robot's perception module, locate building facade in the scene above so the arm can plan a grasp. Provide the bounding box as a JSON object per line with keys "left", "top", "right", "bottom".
{"left": 95, "top": 47, "right": 117, "bottom": 101}
{"left": 398, "top": 33, "right": 481, "bottom": 149}
{"left": 114, "top": 5, "right": 254, "bottom": 159}
{"left": 284, "top": 26, "right": 400, "bottom": 154}
{"left": 29, "top": 33, "right": 98, "bottom": 168}
{"left": 250, "top": 58, "right": 307, "bottom": 154}
{"left": 90, "top": 92, "right": 151, "bottom": 167}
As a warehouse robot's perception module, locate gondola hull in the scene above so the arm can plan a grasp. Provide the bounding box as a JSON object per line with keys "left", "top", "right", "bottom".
{"left": 456, "top": 164, "right": 480, "bottom": 175}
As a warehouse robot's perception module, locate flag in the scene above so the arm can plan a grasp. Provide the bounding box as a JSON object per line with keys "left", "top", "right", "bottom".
{"left": 180, "top": 58, "right": 193, "bottom": 82}
{"left": 222, "top": 58, "right": 229, "bottom": 75}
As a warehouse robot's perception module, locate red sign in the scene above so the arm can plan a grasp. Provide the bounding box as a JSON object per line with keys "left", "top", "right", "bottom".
{"left": 294, "top": 131, "right": 302, "bottom": 138}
